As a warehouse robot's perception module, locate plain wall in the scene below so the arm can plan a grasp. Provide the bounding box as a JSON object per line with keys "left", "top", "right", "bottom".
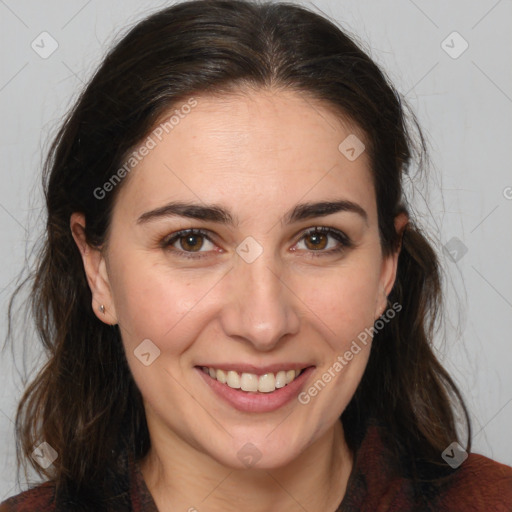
{"left": 1, "top": 0, "right": 511, "bottom": 498}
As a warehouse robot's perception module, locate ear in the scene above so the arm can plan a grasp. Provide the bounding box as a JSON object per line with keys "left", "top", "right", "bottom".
{"left": 70, "top": 212, "right": 118, "bottom": 325}
{"left": 375, "top": 212, "right": 408, "bottom": 319}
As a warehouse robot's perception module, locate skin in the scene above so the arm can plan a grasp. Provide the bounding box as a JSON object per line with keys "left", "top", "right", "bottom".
{"left": 71, "top": 88, "right": 407, "bottom": 511}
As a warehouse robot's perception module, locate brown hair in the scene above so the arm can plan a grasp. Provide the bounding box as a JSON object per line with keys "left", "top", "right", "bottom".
{"left": 6, "top": 0, "right": 470, "bottom": 505}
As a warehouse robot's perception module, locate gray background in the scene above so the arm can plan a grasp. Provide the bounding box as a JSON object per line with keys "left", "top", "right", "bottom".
{"left": 1, "top": 0, "right": 511, "bottom": 498}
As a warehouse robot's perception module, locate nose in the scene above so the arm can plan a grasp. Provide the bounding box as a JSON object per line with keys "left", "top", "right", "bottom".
{"left": 219, "top": 250, "right": 301, "bottom": 352}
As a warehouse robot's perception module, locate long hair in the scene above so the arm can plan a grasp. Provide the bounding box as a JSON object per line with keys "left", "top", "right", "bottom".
{"left": 6, "top": 0, "right": 470, "bottom": 505}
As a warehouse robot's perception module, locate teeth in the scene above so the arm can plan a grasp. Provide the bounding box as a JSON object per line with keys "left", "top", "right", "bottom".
{"left": 201, "top": 367, "right": 304, "bottom": 393}
{"left": 258, "top": 373, "right": 276, "bottom": 393}
{"left": 226, "top": 370, "right": 241, "bottom": 389}
{"left": 240, "top": 373, "right": 258, "bottom": 392}
{"left": 275, "top": 370, "right": 287, "bottom": 389}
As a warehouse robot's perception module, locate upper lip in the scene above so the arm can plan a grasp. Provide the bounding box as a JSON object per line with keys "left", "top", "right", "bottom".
{"left": 196, "top": 363, "right": 314, "bottom": 375}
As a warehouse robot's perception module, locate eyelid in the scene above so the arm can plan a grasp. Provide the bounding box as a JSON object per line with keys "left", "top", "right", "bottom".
{"left": 160, "top": 228, "right": 213, "bottom": 247}
{"left": 159, "top": 228, "right": 217, "bottom": 261}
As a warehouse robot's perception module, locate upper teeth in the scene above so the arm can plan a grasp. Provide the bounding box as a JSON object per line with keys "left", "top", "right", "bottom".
{"left": 201, "top": 367, "right": 302, "bottom": 393}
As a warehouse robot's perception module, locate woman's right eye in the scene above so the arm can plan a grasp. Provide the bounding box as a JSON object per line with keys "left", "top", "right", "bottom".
{"left": 162, "top": 229, "right": 217, "bottom": 259}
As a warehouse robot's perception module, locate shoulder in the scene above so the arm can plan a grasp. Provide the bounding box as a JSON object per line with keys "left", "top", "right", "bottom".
{"left": 434, "top": 453, "right": 512, "bottom": 511}
{"left": 345, "top": 423, "right": 512, "bottom": 511}
{"left": 0, "top": 449, "right": 140, "bottom": 512}
{"left": 0, "top": 482, "right": 56, "bottom": 512}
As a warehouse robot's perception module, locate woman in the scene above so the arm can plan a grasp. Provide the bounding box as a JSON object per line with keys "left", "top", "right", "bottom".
{"left": 1, "top": 0, "right": 511, "bottom": 510}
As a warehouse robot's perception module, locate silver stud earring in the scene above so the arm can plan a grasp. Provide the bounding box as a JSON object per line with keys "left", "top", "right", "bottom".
{"left": 99, "top": 304, "right": 105, "bottom": 314}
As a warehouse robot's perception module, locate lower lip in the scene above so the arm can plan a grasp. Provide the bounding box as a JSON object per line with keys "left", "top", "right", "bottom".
{"left": 196, "top": 366, "right": 315, "bottom": 413}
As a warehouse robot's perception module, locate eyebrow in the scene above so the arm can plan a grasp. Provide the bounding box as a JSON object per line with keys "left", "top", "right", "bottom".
{"left": 136, "top": 199, "right": 368, "bottom": 226}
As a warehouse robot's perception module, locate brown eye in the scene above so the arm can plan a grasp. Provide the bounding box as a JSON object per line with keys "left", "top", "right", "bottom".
{"left": 294, "top": 227, "right": 351, "bottom": 256}
{"left": 178, "top": 233, "right": 205, "bottom": 252}
{"left": 304, "top": 232, "right": 328, "bottom": 250}
{"left": 162, "top": 229, "right": 216, "bottom": 258}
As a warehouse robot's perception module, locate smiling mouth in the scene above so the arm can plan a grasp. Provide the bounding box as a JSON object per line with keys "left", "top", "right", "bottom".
{"left": 199, "top": 366, "right": 307, "bottom": 393}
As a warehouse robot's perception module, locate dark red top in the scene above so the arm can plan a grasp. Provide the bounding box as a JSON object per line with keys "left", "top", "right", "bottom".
{"left": 2, "top": 425, "right": 511, "bottom": 511}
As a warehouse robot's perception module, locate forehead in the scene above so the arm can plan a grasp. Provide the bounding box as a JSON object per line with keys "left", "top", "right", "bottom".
{"left": 113, "top": 89, "right": 376, "bottom": 224}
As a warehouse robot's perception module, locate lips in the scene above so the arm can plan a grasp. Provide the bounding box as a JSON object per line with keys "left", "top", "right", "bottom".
{"left": 195, "top": 364, "right": 315, "bottom": 413}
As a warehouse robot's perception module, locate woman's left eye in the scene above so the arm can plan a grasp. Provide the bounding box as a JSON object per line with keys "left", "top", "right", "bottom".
{"left": 293, "top": 227, "right": 351, "bottom": 256}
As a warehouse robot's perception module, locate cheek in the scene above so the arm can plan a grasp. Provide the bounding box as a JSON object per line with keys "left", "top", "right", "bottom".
{"left": 299, "top": 259, "right": 382, "bottom": 343}
{"left": 108, "top": 253, "right": 215, "bottom": 354}
{"left": 110, "top": 261, "right": 217, "bottom": 410}
{"left": 298, "top": 268, "right": 378, "bottom": 416}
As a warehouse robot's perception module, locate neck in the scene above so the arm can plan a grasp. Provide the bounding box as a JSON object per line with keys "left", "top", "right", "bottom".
{"left": 140, "top": 419, "right": 353, "bottom": 512}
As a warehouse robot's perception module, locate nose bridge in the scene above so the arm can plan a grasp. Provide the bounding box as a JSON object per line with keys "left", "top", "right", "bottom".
{"left": 219, "top": 246, "right": 300, "bottom": 350}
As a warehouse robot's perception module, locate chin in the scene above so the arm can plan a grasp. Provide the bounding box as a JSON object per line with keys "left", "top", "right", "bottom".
{"left": 205, "top": 427, "right": 311, "bottom": 471}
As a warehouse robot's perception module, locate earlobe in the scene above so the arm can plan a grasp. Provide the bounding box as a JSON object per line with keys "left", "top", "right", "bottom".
{"left": 70, "top": 212, "right": 118, "bottom": 325}
{"left": 376, "top": 288, "right": 388, "bottom": 319}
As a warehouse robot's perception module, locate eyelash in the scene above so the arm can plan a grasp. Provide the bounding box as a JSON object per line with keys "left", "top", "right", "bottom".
{"left": 160, "top": 227, "right": 352, "bottom": 260}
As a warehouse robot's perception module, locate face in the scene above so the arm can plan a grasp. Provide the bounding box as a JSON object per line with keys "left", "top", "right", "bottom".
{"left": 73, "top": 89, "right": 402, "bottom": 470}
